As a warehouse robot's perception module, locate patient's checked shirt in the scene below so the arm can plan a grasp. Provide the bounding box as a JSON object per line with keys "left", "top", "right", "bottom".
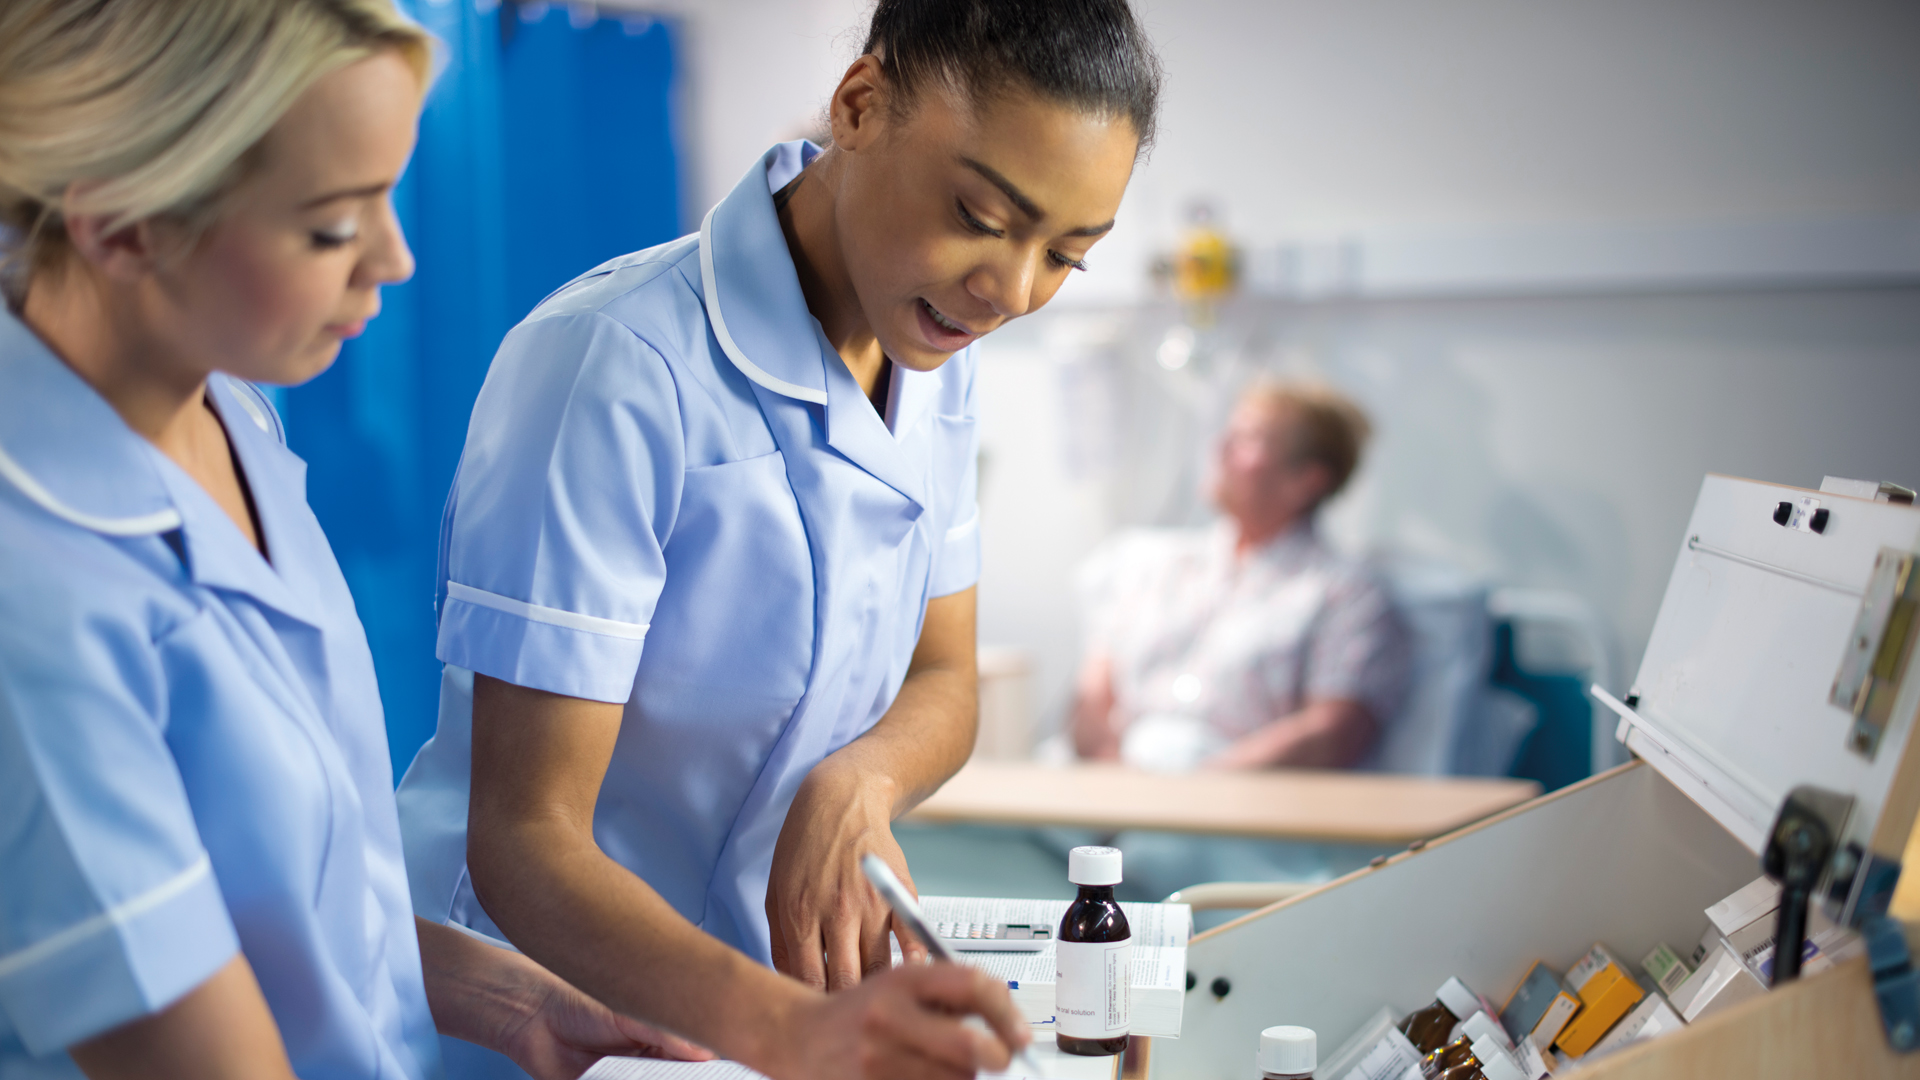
{"left": 1082, "top": 521, "right": 1412, "bottom": 742}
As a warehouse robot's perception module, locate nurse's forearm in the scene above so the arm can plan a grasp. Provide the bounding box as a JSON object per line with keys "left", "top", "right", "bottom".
{"left": 820, "top": 586, "right": 981, "bottom": 811}
{"left": 416, "top": 915, "right": 713, "bottom": 1075}
{"left": 464, "top": 677, "right": 814, "bottom": 1067}
{"left": 762, "top": 588, "right": 978, "bottom": 987}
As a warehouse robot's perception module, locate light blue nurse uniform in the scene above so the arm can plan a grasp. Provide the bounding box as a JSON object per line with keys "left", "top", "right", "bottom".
{"left": 0, "top": 311, "right": 441, "bottom": 1079}
{"left": 397, "top": 139, "right": 980, "bottom": 983}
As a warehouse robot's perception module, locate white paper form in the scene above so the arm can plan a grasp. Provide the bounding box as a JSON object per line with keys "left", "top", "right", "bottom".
{"left": 583, "top": 1060, "right": 766, "bottom": 1080}
{"left": 581, "top": 1038, "right": 1118, "bottom": 1080}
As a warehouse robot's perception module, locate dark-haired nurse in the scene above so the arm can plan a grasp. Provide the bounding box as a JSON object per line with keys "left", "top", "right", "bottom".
{"left": 396, "top": 2, "right": 1160, "bottom": 1077}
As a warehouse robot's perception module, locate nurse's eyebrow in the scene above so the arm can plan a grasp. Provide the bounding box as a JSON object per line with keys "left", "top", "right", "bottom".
{"left": 960, "top": 158, "right": 1043, "bottom": 219}
{"left": 298, "top": 181, "right": 391, "bottom": 209}
{"left": 959, "top": 157, "right": 1115, "bottom": 237}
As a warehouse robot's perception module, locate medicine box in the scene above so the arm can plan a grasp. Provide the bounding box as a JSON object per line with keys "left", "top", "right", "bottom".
{"left": 1137, "top": 476, "right": 1920, "bottom": 1080}
{"left": 1585, "top": 990, "right": 1684, "bottom": 1060}
{"left": 1639, "top": 943, "right": 1689, "bottom": 997}
{"left": 1497, "top": 962, "right": 1580, "bottom": 1050}
{"left": 1703, "top": 877, "right": 1780, "bottom": 969}
{"left": 1553, "top": 945, "right": 1644, "bottom": 1057}
{"left": 1669, "top": 942, "right": 1766, "bottom": 1024}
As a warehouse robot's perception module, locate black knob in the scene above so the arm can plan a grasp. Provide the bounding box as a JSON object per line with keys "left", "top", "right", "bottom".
{"left": 1773, "top": 501, "right": 1793, "bottom": 526}
{"left": 1210, "top": 976, "right": 1231, "bottom": 999}
{"left": 1811, "top": 509, "right": 1830, "bottom": 534}
{"left": 1186, "top": 971, "right": 1197, "bottom": 992}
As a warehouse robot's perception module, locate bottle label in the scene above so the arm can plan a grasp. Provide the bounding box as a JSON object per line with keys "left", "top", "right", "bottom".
{"left": 1346, "top": 1027, "right": 1421, "bottom": 1080}
{"left": 1055, "top": 938, "right": 1131, "bottom": 1038}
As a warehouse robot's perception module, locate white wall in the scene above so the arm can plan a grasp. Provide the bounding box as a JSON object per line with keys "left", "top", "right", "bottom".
{"left": 605, "top": 0, "right": 870, "bottom": 223}
{"left": 1087, "top": 0, "right": 1920, "bottom": 303}
{"left": 625, "top": 0, "right": 1920, "bottom": 296}
{"left": 609, "top": 0, "right": 1920, "bottom": 739}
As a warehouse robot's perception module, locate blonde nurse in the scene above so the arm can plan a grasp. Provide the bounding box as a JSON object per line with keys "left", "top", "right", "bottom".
{"left": 0, "top": 3, "right": 704, "bottom": 1076}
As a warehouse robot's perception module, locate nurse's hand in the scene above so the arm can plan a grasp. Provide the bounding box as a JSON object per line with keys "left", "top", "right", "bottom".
{"left": 769, "top": 961, "right": 1029, "bottom": 1080}
{"left": 767, "top": 761, "right": 929, "bottom": 989}
{"left": 503, "top": 961, "right": 715, "bottom": 1079}
{"left": 417, "top": 917, "right": 713, "bottom": 1079}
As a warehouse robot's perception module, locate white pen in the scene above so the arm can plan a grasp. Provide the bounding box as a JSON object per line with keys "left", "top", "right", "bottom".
{"left": 860, "top": 853, "right": 1049, "bottom": 1079}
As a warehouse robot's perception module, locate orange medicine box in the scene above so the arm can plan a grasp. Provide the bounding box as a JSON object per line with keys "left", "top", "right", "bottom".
{"left": 1553, "top": 944, "right": 1645, "bottom": 1056}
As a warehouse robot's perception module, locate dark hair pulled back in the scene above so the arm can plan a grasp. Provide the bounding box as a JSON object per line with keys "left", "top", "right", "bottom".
{"left": 861, "top": 0, "right": 1162, "bottom": 155}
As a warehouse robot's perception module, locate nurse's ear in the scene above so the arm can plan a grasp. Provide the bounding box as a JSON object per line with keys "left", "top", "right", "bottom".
{"left": 58, "top": 182, "right": 171, "bottom": 285}
{"left": 826, "top": 54, "right": 893, "bottom": 153}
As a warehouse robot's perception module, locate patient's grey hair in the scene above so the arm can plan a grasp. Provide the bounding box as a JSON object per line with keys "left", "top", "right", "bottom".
{"left": 1239, "top": 378, "right": 1373, "bottom": 503}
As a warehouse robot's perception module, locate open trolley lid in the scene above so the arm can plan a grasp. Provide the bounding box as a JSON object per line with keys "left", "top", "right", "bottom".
{"left": 1599, "top": 475, "right": 1920, "bottom": 920}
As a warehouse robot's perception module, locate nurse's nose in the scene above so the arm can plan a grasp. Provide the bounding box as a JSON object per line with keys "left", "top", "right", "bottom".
{"left": 357, "top": 195, "right": 415, "bottom": 288}
{"left": 966, "top": 249, "right": 1039, "bottom": 321}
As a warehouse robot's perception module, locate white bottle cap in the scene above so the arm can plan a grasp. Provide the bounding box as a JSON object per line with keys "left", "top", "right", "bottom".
{"left": 1434, "top": 976, "right": 1479, "bottom": 1019}
{"left": 1476, "top": 1044, "right": 1525, "bottom": 1080}
{"left": 1258, "top": 1025, "right": 1315, "bottom": 1076}
{"left": 1471, "top": 1036, "right": 1521, "bottom": 1080}
{"left": 1068, "top": 846, "right": 1123, "bottom": 886}
{"left": 1460, "top": 1010, "right": 1512, "bottom": 1049}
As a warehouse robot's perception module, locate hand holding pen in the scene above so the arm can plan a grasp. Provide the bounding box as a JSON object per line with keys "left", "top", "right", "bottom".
{"left": 861, "top": 853, "right": 1049, "bottom": 1078}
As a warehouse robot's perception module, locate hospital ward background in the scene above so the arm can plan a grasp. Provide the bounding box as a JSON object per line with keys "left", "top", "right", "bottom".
{"left": 279, "top": 2, "right": 1920, "bottom": 1074}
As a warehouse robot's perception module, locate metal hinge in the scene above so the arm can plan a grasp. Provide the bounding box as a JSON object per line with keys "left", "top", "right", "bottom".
{"left": 1831, "top": 547, "right": 1920, "bottom": 760}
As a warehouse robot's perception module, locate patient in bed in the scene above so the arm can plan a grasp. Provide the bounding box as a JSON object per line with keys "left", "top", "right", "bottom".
{"left": 1071, "top": 379, "right": 1412, "bottom": 772}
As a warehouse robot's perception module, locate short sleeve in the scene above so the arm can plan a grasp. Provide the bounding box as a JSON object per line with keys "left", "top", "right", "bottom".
{"left": 1305, "top": 570, "right": 1415, "bottom": 726}
{"left": 925, "top": 345, "right": 983, "bottom": 595}
{"left": 0, "top": 591, "right": 238, "bottom": 1056}
{"left": 437, "top": 312, "right": 685, "bottom": 704}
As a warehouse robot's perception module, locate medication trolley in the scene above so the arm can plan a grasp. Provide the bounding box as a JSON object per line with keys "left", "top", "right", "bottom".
{"left": 1139, "top": 475, "right": 1920, "bottom": 1079}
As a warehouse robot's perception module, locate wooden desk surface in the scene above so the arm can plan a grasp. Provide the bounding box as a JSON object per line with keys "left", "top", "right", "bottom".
{"left": 908, "top": 761, "right": 1542, "bottom": 844}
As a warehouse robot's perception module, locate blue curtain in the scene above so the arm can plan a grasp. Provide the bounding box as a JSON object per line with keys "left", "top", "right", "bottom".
{"left": 283, "top": 1, "right": 682, "bottom": 777}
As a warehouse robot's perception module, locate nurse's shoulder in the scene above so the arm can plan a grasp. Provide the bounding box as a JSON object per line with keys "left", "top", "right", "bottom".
{"left": 0, "top": 352, "right": 207, "bottom": 681}
{"left": 467, "top": 230, "right": 769, "bottom": 481}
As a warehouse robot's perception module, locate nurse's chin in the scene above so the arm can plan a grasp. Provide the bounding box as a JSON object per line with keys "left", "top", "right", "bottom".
{"left": 888, "top": 326, "right": 975, "bottom": 371}
{"left": 254, "top": 340, "right": 347, "bottom": 389}
{"left": 881, "top": 331, "right": 966, "bottom": 372}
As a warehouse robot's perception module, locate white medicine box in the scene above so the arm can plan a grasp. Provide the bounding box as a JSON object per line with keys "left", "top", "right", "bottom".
{"left": 1139, "top": 475, "right": 1920, "bottom": 1080}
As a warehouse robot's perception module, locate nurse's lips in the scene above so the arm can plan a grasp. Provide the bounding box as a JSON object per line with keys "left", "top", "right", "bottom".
{"left": 325, "top": 311, "right": 375, "bottom": 339}
{"left": 915, "top": 298, "right": 978, "bottom": 351}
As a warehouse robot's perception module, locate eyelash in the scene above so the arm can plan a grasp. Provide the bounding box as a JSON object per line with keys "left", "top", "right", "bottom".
{"left": 310, "top": 227, "right": 357, "bottom": 250}
{"left": 956, "top": 199, "right": 1089, "bottom": 273}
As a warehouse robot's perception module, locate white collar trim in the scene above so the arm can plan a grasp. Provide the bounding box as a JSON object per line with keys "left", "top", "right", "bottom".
{"left": 698, "top": 202, "right": 829, "bottom": 406}
{"left": 0, "top": 437, "right": 182, "bottom": 535}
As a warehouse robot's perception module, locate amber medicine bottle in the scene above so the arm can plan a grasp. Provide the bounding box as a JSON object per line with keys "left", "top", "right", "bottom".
{"left": 1420, "top": 1035, "right": 1477, "bottom": 1079}
{"left": 1056, "top": 846, "right": 1131, "bottom": 1056}
{"left": 1420, "top": 1012, "right": 1507, "bottom": 1078}
{"left": 1397, "top": 977, "right": 1480, "bottom": 1053}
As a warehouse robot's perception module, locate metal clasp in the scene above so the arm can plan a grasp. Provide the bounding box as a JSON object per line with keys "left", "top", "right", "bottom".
{"left": 1864, "top": 915, "right": 1920, "bottom": 1052}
